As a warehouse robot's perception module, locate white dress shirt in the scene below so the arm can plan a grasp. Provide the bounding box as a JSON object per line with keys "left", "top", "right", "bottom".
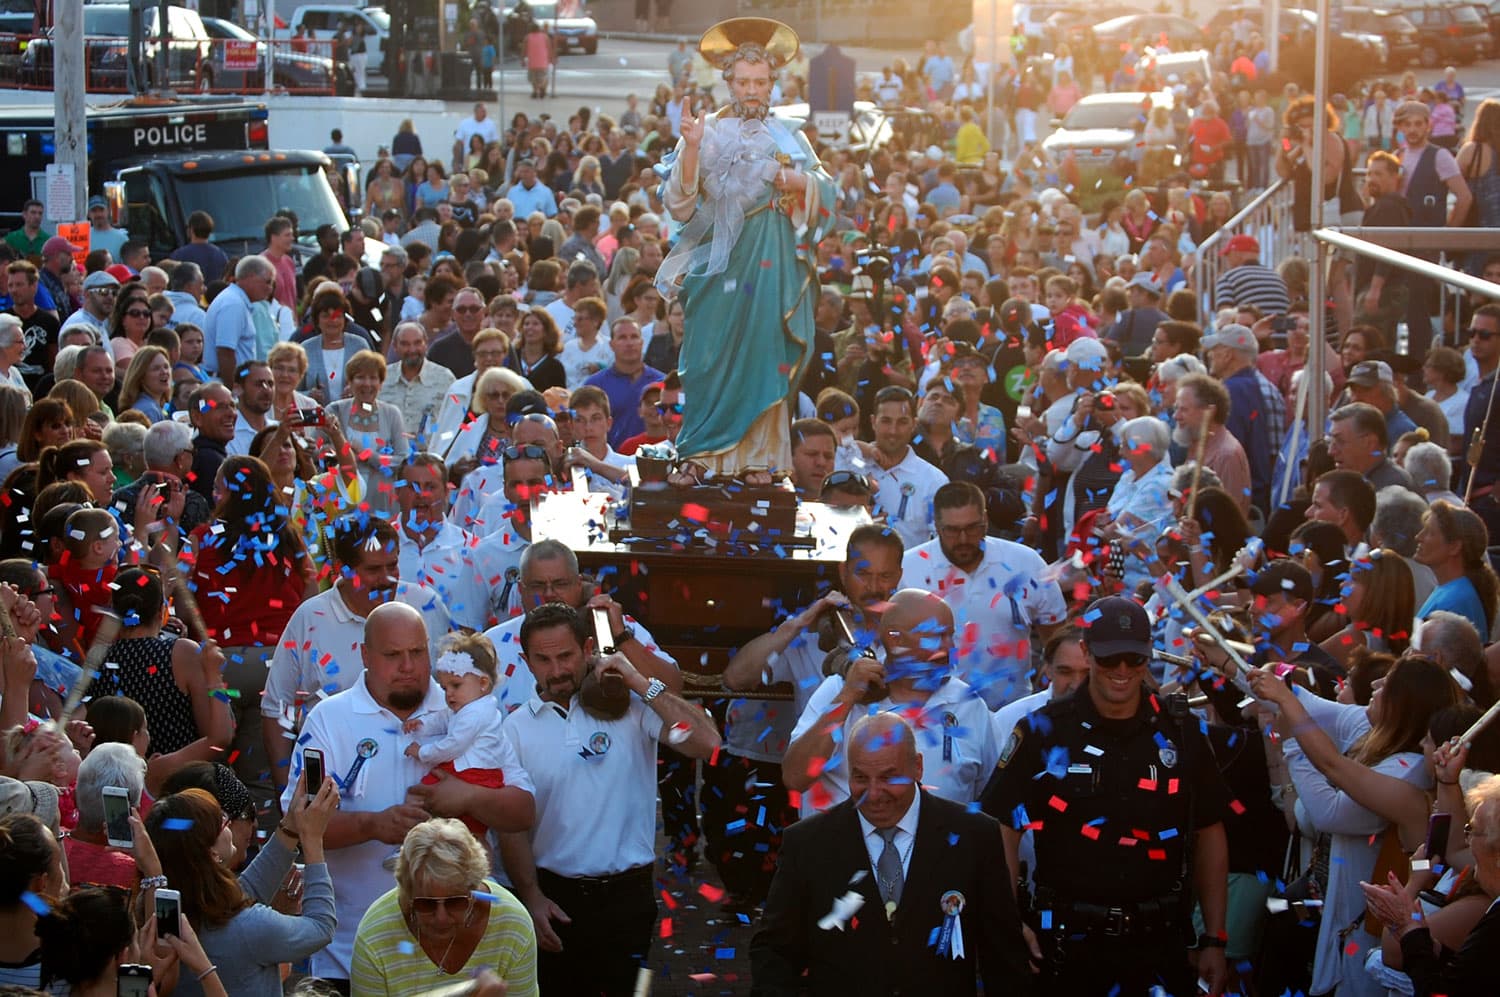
{"left": 869, "top": 446, "right": 948, "bottom": 548}
{"left": 857, "top": 789, "right": 921, "bottom": 882}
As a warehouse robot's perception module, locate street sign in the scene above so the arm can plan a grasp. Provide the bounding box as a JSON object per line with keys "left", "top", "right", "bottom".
{"left": 813, "top": 111, "right": 851, "bottom": 144}
{"left": 224, "top": 40, "right": 259, "bottom": 71}
{"left": 57, "top": 222, "right": 90, "bottom": 269}
{"left": 44, "top": 163, "right": 75, "bottom": 223}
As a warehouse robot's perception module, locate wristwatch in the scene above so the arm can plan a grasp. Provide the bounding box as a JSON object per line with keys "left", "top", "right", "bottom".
{"left": 1196, "top": 933, "right": 1228, "bottom": 950}
{"left": 642, "top": 678, "right": 667, "bottom": 703}
{"left": 612, "top": 625, "right": 636, "bottom": 649}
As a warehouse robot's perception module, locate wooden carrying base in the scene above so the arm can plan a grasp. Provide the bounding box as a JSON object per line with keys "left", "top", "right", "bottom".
{"left": 623, "top": 482, "right": 799, "bottom": 544}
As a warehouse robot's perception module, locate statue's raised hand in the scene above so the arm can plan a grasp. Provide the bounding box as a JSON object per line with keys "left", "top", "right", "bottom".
{"left": 681, "top": 99, "right": 706, "bottom": 149}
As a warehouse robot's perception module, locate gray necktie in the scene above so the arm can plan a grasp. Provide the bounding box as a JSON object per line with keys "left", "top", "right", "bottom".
{"left": 876, "top": 827, "right": 903, "bottom": 908}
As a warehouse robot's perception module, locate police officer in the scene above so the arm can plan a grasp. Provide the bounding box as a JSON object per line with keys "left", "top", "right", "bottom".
{"left": 981, "top": 595, "right": 1232, "bottom": 996}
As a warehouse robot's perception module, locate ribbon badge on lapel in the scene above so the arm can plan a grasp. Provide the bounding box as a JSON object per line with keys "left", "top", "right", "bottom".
{"left": 937, "top": 890, "right": 966, "bottom": 959}
{"left": 342, "top": 738, "right": 379, "bottom": 792}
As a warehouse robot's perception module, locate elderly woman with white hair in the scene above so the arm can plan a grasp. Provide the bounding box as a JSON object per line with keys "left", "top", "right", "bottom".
{"left": 1101, "top": 416, "right": 1175, "bottom": 591}
{"left": 440, "top": 365, "right": 530, "bottom": 467}
{"left": 1404, "top": 441, "right": 1464, "bottom": 507}
{"left": 64, "top": 743, "right": 151, "bottom": 890}
{"left": 351, "top": 819, "right": 537, "bottom": 995}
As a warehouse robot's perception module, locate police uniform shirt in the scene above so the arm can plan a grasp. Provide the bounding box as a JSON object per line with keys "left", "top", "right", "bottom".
{"left": 869, "top": 446, "right": 948, "bottom": 548}
{"left": 397, "top": 521, "right": 488, "bottom": 632}
{"left": 503, "top": 694, "right": 662, "bottom": 878}
{"left": 261, "top": 582, "right": 453, "bottom": 729}
{"left": 981, "top": 686, "right": 1231, "bottom": 905}
{"left": 789, "top": 673, "right": 1000, "bottom": 817}
{"left": 482, "top": 614, "right": 677, "bottom": 713}
{"left": 468, "top": 530, "right": 528, "bottom": 629}
{"left": 284, "top": 676, "right": 534, "bottom": 979}
{"left": 900, "top": 538, "right": 1068, "bottom": 710}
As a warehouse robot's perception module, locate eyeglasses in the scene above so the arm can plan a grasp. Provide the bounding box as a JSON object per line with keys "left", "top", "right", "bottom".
{"left": 501, "top": 444, "right": 550, "bottom": 463}
{"left": 411, "top": 894, "right": 475, "bottom": 916}
{"left": 91, "top": 287, "right": 119, "bottom": 296}
{"left": 124, "top": 308, "right": 153, "bottom": 318}
{"left": 454, "top": 305, "right": 484, "bottom": 313}
{"left": 937, "top": 521, "right": 986, "bottom": 539}
{"left": 26, "top": 584, "right": 57, "bottom": 598}
{"left": 1467, "top": 327, "right": 1498, "bottom": 341}
{"left": 1094, "top": 653, "right": 1148, "bottom": 670}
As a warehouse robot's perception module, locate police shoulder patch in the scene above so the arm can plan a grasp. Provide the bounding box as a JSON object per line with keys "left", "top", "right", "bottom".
{"left": 998, "top": 727, "right": 1023, "bottom": 768}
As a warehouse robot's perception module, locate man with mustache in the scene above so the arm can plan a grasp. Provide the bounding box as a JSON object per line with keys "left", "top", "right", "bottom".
{"left": 261, "top": 515, "right": 453, "bottom": 794}
{"left": 782, "top": 588, "right": 1001, "bottom": 817}
{"left": 499, "top": 602, "right": 720, "bottom": 995}
{"left": 900, "top": 482, "right": 1068, "bottom": 710}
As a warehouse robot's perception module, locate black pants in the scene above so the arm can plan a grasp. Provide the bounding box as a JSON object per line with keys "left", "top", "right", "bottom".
{"left": 1039, "top": 930, "right": 1194, "bottom": 996}
{"left": 699, "top": 751, "right": 797, "bottom": 905}
{"left": 537, "top": 866, "right": 656, "bottom": 996}
{"left": 658, "top": 742, "right": 700, "bottom": 867}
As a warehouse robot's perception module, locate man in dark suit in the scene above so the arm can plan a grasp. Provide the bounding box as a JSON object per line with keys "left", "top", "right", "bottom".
{"left": 751, "top": 713, "right": 1033, "bottom": 997}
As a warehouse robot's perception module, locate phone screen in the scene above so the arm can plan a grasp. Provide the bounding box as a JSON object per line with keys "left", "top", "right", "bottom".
{"left": 155, "top": 891, "right": 180, "bottom": 939}
{"left": 117, "top": 965, "right": 152, "bottom": 997}
{"left": 1426, "top": 812, "right": 1453, "bottom": 868}
{"left": 303, "top": 749, "right": 324, "bottom": 801}
{"left": 103, "top": 789, "right": 132, "bottom": 847}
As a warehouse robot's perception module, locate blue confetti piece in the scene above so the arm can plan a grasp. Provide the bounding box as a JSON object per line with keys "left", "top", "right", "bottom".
{"left": 161, "top": 817, "right": 194, "bottom": 831}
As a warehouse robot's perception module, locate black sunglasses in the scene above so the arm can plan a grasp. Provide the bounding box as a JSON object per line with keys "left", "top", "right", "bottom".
{"left": 1468, "top": 327, "right": 1498, "bottom": 341}
{"left": 1094, "top": 652, "right": 1148, "bottom": 670}
{"left": 501, "top": 444, "right": 550, "bottom": 463}
{"left": 822, "top": 470, "right": 873, "bottom": 492}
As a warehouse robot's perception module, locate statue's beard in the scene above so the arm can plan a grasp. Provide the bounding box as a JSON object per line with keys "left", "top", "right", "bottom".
{"left": 730, "top": 98, "right": 770, "bottom": 120}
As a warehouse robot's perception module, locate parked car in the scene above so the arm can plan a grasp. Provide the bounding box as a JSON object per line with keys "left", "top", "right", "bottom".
{"left": 1340, "top": 7, "right": 1422, "bottom": 68}
{"left": 1384, "top": 1, "right": 1489, "bottom": 65}
{"left": 1042, "top": 90, "right": 1174, "bottom": 174}
{"left": 1202, "top": 4, "right": 1387, "bottom": 92}
{"left": 501, "top": 0, "right": 597, "bottom": 55}
{"left": 19, "top": 3, "right": 211, "bottom": 91}
{"left": 200, "top": 16, "right": 354, "bottom": 94}
{"left": 771, "top": 101, "right": 944, "bottom": 156}
{"left": 1089, "top": 13, "right": 1206, "bottom": 51}
{"left": 274, "top": 5, "right": 389, "bottom": 89}
{"left": 1043, "top": 5, "right": 1137, "bottom": 51}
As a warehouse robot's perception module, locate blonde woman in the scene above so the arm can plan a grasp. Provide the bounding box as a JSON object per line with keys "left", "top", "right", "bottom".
{"left": 118, "top": 345, "right": 173, "bottom": 422}
{"left": 441, "top": 365, "right": 528, "bottom": 467}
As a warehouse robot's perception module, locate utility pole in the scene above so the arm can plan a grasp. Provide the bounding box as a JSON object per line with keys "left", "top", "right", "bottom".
{"left": 54, "top": 0, "right": 88, "bottom": 221}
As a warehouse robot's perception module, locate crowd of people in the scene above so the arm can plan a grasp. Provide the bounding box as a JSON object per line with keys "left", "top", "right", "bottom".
{"left": 1, "top": 16, "right": 1500, "bottom": 997}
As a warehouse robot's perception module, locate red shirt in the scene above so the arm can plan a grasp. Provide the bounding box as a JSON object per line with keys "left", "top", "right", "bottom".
{"left": 1188, "top": 116, "right": 1233, "bottom": 167}
{"left": 189, "top": 527, "right": 306, "bottom": 647}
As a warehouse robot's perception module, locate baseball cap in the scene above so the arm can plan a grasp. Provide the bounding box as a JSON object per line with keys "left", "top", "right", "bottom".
{"left": 1219, "top": 234, "right": 1259, "bottom": 256}
{"left": 924, "top": 144, "right": 944, "bottom": 161}
{"left": 105, "top": 263, "right": 135, "bottom": 283}
{"left": 1065, "top": 336, "right": 1109, "bottom": 370}
{"left": 1347, "top": 359, "right": 1395, "bottom": 387}
{"left": 42, "top": 235, "right": 79, "bottom": 257}
{"left": 88, "top": 195, "right": 108, "bottom": 210}
{"left": 83, "top": 270, "right": 120, "bottom": 291}
{"left": 1394, "top": 99, "right": 1429, "bottom": 122}
{"left": 0, "top": 776, "right": 62, "bottom": 836}
{"left": 1250, "top": 558, "right": 1314, "bottom": 604}
{"left": 1201, "top": 323, "right": 1258, "bottom": 353}
{"left": 1125, "top": 272, "right": 1161, "bottom": 295}
{"left": 1082, "top": 596, "right": 1152, "bottom": 658}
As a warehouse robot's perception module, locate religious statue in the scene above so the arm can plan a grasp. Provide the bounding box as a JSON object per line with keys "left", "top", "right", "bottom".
{"left": 655, "top": 17, "right": 838, "bottom": 487}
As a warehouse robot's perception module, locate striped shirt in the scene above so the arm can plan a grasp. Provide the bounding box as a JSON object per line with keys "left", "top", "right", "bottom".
{"left": 350, "top": 880, "right": 538, "bottom": 997}
{"left": 1213, "top": 263, "right": 1291, "bottom": 314}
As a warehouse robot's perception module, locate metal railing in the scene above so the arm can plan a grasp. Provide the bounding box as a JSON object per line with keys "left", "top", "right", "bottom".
{"left": 1193, "top": 178, "right": 1297, "bottom": 326}
{"left": 1298, "top": 227, "right": 1500, "bottom": 448}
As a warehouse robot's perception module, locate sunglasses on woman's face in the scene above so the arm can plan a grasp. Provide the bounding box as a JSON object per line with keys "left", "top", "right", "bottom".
{"left": 412, "top": 894, "right": 474, "bottom": 916}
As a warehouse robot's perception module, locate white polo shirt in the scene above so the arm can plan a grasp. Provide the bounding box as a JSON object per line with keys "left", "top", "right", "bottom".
{"left": 869, "top": 447, "right": 947, "bottom": 548}
{"left": 900, "top": 538, "right": 1069, "bottom": 710}
{"left": 990, "top": 687, "right": 1051, "bottom": 747}
{"left": 469, "top": 529, "right": 529, "bottom": 630}
{"left": 397, "top": 521, "right": 488, "bottom": 632}
{"left": 285, "top": 675, "right": 533, "bottom": 980}
{"left": 482, "top": 613, "right": 675, "bottom": 713}
{"left": 450, "top": 462, "right": 507, "bottom": 534}
{"left": 503, "top": 693, "right": 661, "bottom": 877}
{"left": 260, "top": 582, "right": 452, "bottom": 725}
{"left": 789, "top": 673, "right": 1000, "bottom": 817}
